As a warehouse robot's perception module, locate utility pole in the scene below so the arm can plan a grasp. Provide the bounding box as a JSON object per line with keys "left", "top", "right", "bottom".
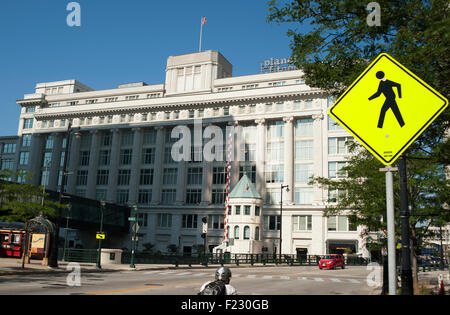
{"left": 398, "top": 156, "right": 413, "bottom": 295}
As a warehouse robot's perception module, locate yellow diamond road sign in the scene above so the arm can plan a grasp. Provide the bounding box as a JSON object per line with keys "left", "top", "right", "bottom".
{"left": 329, "top": 53, "right": 448, "bottom": 165}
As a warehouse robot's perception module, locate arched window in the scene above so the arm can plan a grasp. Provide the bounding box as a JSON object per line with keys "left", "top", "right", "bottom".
{"left": 244, "top": 226, "right": 250, "bottom": 240}
{"left": 234, "top": 226, "right": 240, "bottom": 239}
{"left": 255, "top": 227, "right": 260, "bottom": 241}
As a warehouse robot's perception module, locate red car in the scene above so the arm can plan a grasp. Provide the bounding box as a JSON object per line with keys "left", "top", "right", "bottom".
{"left": 319, "top": 254, "right": 345, "bottom": 270}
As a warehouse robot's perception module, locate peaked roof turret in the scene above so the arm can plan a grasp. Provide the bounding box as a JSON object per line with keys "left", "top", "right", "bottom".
{"left": 229, "top": 174, "right": 261, "bottom": 199}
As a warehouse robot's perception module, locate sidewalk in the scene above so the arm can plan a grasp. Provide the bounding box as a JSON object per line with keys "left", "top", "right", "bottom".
{"left": 0, "top": 258, "right": 282, "bottom": 276}
{"left": 0, "top": 257, "right": 183, "bottom": 276}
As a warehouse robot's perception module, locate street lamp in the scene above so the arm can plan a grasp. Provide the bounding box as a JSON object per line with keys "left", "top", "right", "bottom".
{"left": 49, "top": 122, "right": 81, "bottom": 268}
{"left": 130, "top": 205, "right": 138, "bottom": 269}
{"left": 96, "top": 200, "right": 106, "bottom": 270}
{"left": 279, "top": 184, "right": 289, "bottom": 260}
{"left": 62, "top": 203, "right": 72, "bottom": 261}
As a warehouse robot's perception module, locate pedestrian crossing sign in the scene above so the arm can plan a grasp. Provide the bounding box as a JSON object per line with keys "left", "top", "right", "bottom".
{"left": 329, "top": 53, "right": 448, "bottom": 165}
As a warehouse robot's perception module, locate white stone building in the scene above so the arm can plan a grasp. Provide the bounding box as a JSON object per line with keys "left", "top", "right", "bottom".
{"left": 12, "top": 50, "right": 369, "bottom": 257}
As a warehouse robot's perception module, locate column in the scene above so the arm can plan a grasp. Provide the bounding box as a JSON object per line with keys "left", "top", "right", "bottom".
{"left": 86, "top": 130, "right": 101, "bottom": 199}
{"left": 106, "top": 129, "right": 121, "bottom": 203}
{"left": 201, "top": 160, "right": 212, "bottom": 205}
{"left": 47, "top": 133, "right": 63, "bottom": 191}
{"left": 28, "top": 134, "right": 44, "bottom": 186}
{"left": 175, "top": 160, "right": 187, "bottom": 205}
{"left": 129, "top": 128, "right": 143, "bottom": 205}
{"left": 283, "top": 117, "right": 294, "bottom": 204}
{"left": 66, "top": 132, "right": 81, "bottom": 195}
{"left": 255, "top": 119, "right": 266, "bottom": 199}
{"left": 231, "top": 121, "right": 240, "bottom": 188}
{"left": 151, "top": 126, "right": 165, "bottom": 205}
{"left": 312, "top": 113, "right": 325, "bottom": 204}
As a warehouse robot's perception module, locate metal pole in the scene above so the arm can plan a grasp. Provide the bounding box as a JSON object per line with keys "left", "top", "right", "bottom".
{"left": 130, "top": 205, "right": 138, "bottom": 268}
{"left": 96, "top": 202, "right": 104, "bottom": 269}
{"left": 398, "top": 156, "right": 413, "bottom": 295}
{"left": 279, "top": 185, "right": 283, "bottom": 260}
{"left": 385, "top": 167, "right": 397, "bottom": 295}
{"left": 62, "top": 204, "right": 71, "bottom": 261}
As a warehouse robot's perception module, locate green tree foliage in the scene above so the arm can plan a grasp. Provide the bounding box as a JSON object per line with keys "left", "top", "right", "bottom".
{"left": 0, "top": 170, "right": 65, "bottom": 223}
{"left": 268, "top": 0, "right": 450, "bottom": 162}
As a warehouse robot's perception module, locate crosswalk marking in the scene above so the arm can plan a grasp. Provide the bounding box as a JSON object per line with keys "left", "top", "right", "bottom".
{"left": 330, "top": 278, "right": 341, "bottom": 283}
{"left": 263, "top": 276, "right": 273, "bottom": 279}
{"left": 348, "top": 279, "right": 360, "bottom": 283}
{"left": 297, "top": 277, "right": 308, "bottom": 281}
{"left": 314, "top": 278, "right": 324, "bottom": 282}
{"left": 247, "top": 275, "right": 256, "bottom": 278}
{"left": 280, "top": 276, "right": 290, "bottom": 280}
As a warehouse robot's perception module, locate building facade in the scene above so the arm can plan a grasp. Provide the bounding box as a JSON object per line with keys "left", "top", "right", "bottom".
{"left": 12, "top": 50, "right": 369, "bottom": 257}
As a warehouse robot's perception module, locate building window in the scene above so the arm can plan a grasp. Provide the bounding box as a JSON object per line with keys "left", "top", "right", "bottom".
{"left": 212, "top": 167, "right": 226, "bottom": 184}
{"left": 164, "top": 147, "right": 175, "bottom": 164}
{"left": 328, "top": 116, "right": 344, "bottom": 131}
{"left": 328, "top": 162, "right": 348, "bottom": 178}
{"left": 255, "top": 227, "right": 260, "bottom": 241}
{"left": 186, "top": 189, "right": 202, "bottom": 204}
{"left": 208, "top": 215, "right": 224, "bottom": 230}
{"left": 22, "top": 135, "right": 32, "bottom": 147}
{"left": 121, "top": 131, "right": 134, "bottom": 147}
{"left": 264, "top": 215, "right": 281, "bottom": 231}
{"left": 98, "top": 150, "right": 110, "bottom": 166}
{"left": 182, "top": 214, "right": 198, "bottom": 229}
{"left": 328, "top": 189, "right": 347, "bottom": 203}
{"left": 163, "top": 168, "right": 177, "bottom": 185}
{"left": 120, "top": 149, "right": 133, "bottom": 165}
{"left": 244, "top": 205, "right": 251, "bottom": 215}
{"left": 45, "top": 136, "right": 54, "bottom": 150}
{"left": 265, "top": 189, "right": 281, "bottom": 205}
{"left": 296, "top": 119, "right": 313, "bottom": 137}
{"left": 96, "top": 170, "right": 109, "bottom": 185}
{"left": 19, "top": 152, "right": 30, "bottom": 166}
{"left": 137, "top": 213, "right": 148, "bottom": 227}
{"left": 234, "top": 226, "right": 240, "bottom": 239}
{"left": 295, "top": 163, "right": 314, "bottom": 184}
{"left": 157, "top": 213, "right": 172, "bottom": 228}
{"left": 23, "top": 119, "right": 33, "bottom": 129}
{"left": 235, "top": 205, "right": 241, "bottom": 215}
{"left": 140, "top": 169, "right": 154, "bottom": 185}
{"left": 239, "top": 165, "right": 256, "bottom": 183}
{"left": 293, "top": 215, "right": 312, "bottom": 231}
{"left": 295, "top": 140, "right": 314, "bottom": 160}
{"left": 25, "top": 107, "right": 35, "bottom": 113}
{"left": 265, "top": 165, "right": 284, "bottom": 183}
{"left": 328, "top": 137, "right": 353, "bottom": 155}
{"left": 1, "top": 159, "right": 15, "bottom": 171}
{"left": 255, "top": 206, "right": 260, "bottom": 216}
{"left": 138, "top": 190, "right": 152, "bottom": 205}
{"left": 117, "top": 169, "right": 131, "bottom": 186}
{"left": 161, "top": 189, "right": 176, "bottom": 204}
{"left": 212, "top": 189, "right": 226, "bottom": 204}
{"left": 79, "top": 151, "right": 90, "bottom": 166}
{"left": 116, "top": 190, "right": 129, "bottom": 205}
{"left": 76, "top": 170, "right": 88, "bottom": 186}
{"left": 101, "top": 133, "right": 112, "bottom": 146}
{"left": 3, "top": 143, "right": 17, "bottom": 154}
{"left": 244, "top": 226, "right": 250, "bottom": 240}
{"left": 143, "top": 130, "right": 156, "bottom": 145}
{"left": 295, "top": 187, "right": 314, "bottom": 204}
{"left": 142, "top": 148, "right": 155, "bottom": 165}
{"left": 187, "top": 167, "right": 202, "bottom": 185}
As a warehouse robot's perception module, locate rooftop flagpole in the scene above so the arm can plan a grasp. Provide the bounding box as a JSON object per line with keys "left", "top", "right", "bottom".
{"left": 199, "top": 16, "right": 207, "bottom": 52}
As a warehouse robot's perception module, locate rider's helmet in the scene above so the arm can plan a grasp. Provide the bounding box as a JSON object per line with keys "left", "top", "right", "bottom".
{"left": 215, "top": 266, "right": 232, "bottom": 282}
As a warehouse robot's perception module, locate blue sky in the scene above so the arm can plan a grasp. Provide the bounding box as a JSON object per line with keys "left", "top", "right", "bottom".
{"left": 0, "top": 0, "right": 306, "bottom": 136}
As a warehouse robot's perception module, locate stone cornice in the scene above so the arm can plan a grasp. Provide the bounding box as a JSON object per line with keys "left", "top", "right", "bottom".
{"left": 33, "top": 88, "right": 326, "bottom": 120}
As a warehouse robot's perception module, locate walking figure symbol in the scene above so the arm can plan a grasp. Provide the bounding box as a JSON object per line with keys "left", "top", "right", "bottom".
{"left": 368, "top": 71, "right": 405, "bottom": 128}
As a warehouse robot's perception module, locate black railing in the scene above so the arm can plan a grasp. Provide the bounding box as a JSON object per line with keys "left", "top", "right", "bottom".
{"left": 121, "top": 252, "right": 370, "bottom": 267}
